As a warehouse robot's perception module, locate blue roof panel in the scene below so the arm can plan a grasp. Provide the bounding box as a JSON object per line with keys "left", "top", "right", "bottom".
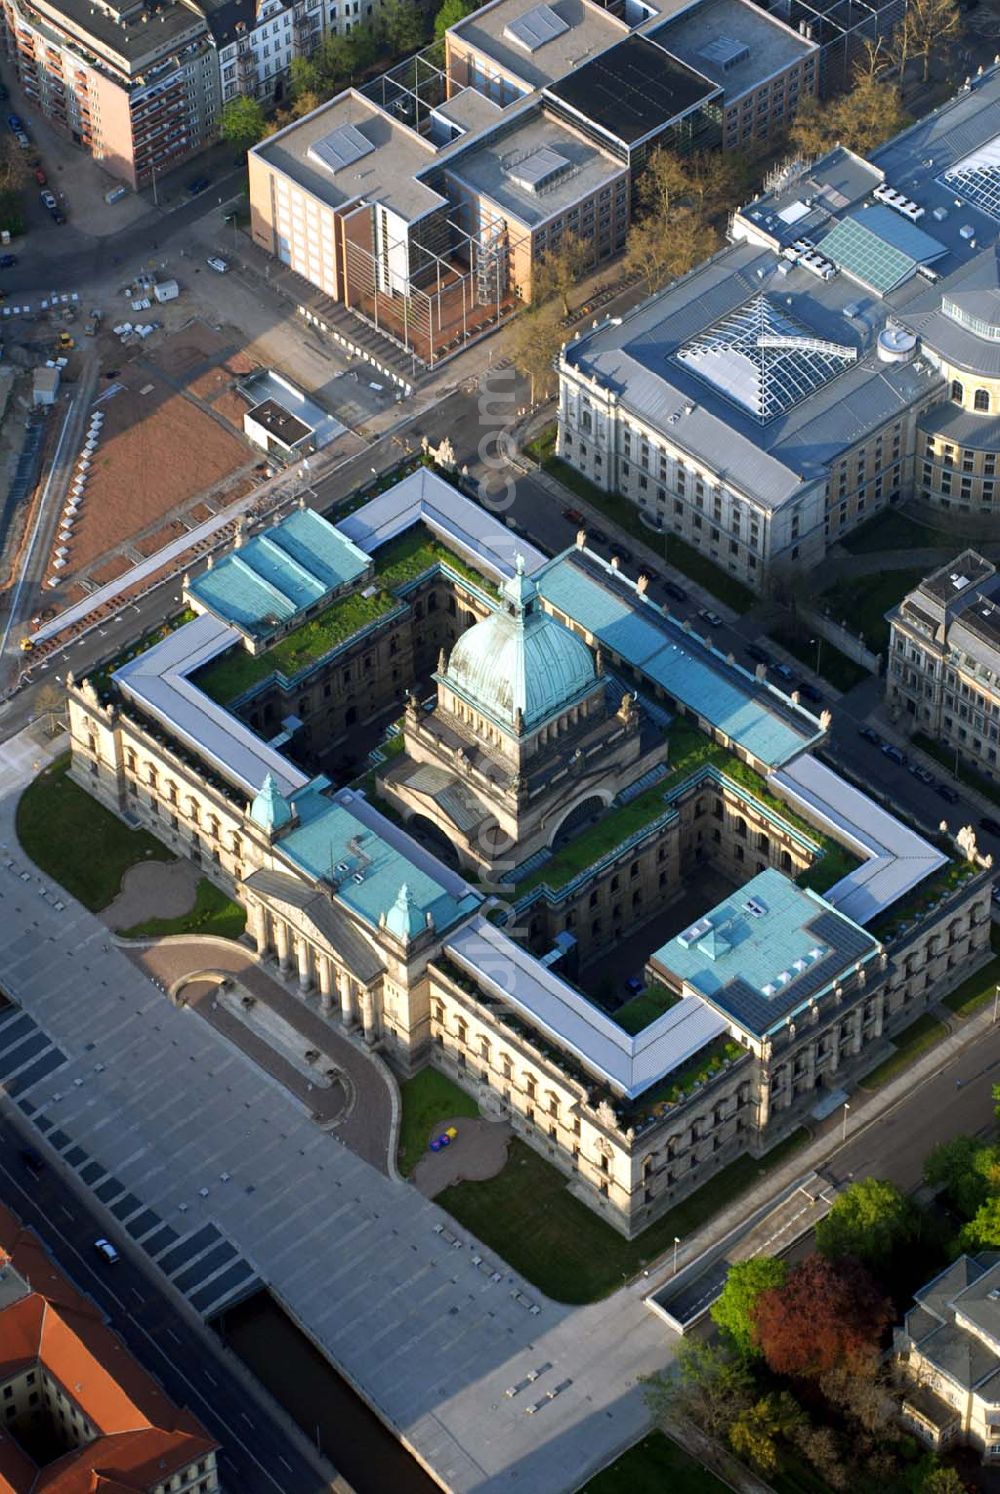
{"left": 536, "top": 553, "right": 816, "bottom": 767}
{"left": 278, "top": 783, "right": 482, "bottom": 936}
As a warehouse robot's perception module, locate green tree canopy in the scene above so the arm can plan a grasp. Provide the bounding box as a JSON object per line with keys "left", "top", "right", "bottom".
{"left": 380, "top": 0, "right": 425, "bottom": 53}
{"left": 711, "top": 1257, "right": 788, "bottom": 1358}
{"left": 644, "top": 1339, "right": 755, "bottom": 1441}
{"left": 434, "top": 0, "right": 474, "bottom": 37}
{"left": 729, "top": 1392, "right": 805, "bottom": 1476}
{"left": 919, "top": 1467, "right": 966, "bottom": 1494}
{"left": 220, "top": 95, "right": 267, "bottom": 154}
{"left": 925, "top": 1135, "right": 1000, "bottom": 1220}
{"left": 815, "top": 1177, "right": 918, "bottom": 1273}
{"left": 958, "top": 1195, "right": 1000, "bottom": 1253}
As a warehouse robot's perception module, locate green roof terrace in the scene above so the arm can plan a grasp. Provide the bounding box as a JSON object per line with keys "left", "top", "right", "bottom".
{"left": 191, "top": 527, "right": 498, "bottom": 706}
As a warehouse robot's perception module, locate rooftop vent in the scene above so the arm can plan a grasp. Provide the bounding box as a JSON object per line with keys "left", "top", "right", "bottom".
{"left": 678, "top": 915, "right": 713, "bottom": 947}
{"left": 743, "top": 896, "right": 768, "bottom": 918}
{"left": 873, "top": 182, "right": 924, "bottom": 221}
{"left": 506, "top": 146, "right": 572, "bottom": 194}
{"left": 952, "top": 572, "right": 970, "bottom": 588}
{"left": 698, "top": 35, "right": 749, "bottom": 70}
{"left": 503, "top": 3, "right": 568, "bottom": 52}
{"left": 308, "top": 122, "right": 374, "bottom": 175}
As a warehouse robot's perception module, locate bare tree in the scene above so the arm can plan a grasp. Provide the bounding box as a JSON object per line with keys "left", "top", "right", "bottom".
{"left": 899, "top": 0, "right": 962, "bottom": 82}
{"left": 531, "top": 232, "right": 592, "bottom": 315}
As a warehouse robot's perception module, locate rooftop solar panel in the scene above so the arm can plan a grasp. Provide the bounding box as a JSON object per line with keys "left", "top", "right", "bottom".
{"left": 503, "top": 3, "right": 569, "bottom": 52}
{"left": 308, "top": 122, "right": 374, "bottom": 175}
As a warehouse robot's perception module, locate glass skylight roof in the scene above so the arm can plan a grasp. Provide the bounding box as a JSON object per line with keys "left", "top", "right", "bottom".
{"left": 942, "top": 136, "right": 1000, "bottom": 221}
{"left": 308, "top": 122, "right": 374, "bottom": 175}
{"left": 675, "top": 293, "right": 857, "bottom": 425}
{"left": 503, "top": 3, "right": 569, "bottom": 52}
{"left": 820, "top": 207, "right": 945, "bottom": 294}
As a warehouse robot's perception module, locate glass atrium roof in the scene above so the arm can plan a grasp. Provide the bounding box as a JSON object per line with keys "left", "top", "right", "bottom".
{"left": 943, "top": 136, "right": 1000, "bottom": 221}
{"left": 675, "top": 292, "right": 857, "bottom": 425}
{"left": 820, "top": 205, "right": 946, "bottom": 294}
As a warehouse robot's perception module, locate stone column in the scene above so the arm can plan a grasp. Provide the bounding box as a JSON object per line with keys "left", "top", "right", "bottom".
{"left": 360, "top": 985, "right": 377, "bottom": 1043}
{"left": 297, "top": 938, "right": 312, "bottom": 994}
{"left": 872, "top": 990, "right": 885, "bottom": 1040}
{"left": 338, "top": 968, "right": 354, "bottom": 1026}
{"left": 852, "top": 1010, "right": 864, "bottom": 1055}
{"left": 249, "top": 901, "right": 268, "bottom": 956}
{"left": 274, "top": 919, "right": 291, "bottom": 975}
{"left": 318, "top": 957, "right": 333, "bottom": 1016}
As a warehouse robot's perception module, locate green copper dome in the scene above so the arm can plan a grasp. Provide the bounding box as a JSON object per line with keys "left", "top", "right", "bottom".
{"left": 443, "top": 557, "right": 597, "bottom": 733}
{"left": 250, "top": 773, "right": 293, "bottom": 834}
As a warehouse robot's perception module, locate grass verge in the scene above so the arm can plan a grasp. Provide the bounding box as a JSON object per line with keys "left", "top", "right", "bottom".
{"left": 943, "top": 937, "right": 1000, "bottom": 1017}
{"left": 583, "top": 1432, "right": 730, "bottom": 1494}
{"left": 820, "top": 567, "right": 927, "bottom": 657}
{"left": 437, "top": 1129, "right": 808, "bottom": 1303}
{"left": 770, "top": 623, "right": 869, "bottom": 693}
{"left": 839, "top": 508, "right": 946, "bottom": 556}
{"left": 397, "top": 1069, "right": 481, "bottom": 1177}
{"left": 860, "top": 1014, "right": 948, "bottom": 1090}
{"left": 16, "top": 755, "right": 173, "bottom": 911}
{"left": 119, "top": 879, "right": 247, "bottom": 941}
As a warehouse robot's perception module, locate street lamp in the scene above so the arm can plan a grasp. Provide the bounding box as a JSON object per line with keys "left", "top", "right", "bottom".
{"left": 810, "top": 636, "right": 823, "bottom": 675}
{"left": 673, "top": 1236, "right": 681, "bottom": 1275}
{"left": 842, "top": 1100, "right": 850, "bottom": 1143}
{"left": 993, "top": 983, "right": 1000, "bottom": 1024}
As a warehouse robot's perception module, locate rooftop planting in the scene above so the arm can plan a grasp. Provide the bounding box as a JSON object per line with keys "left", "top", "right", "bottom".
{"left": 613, "top": 982, "right": 682, "bottom": 1034}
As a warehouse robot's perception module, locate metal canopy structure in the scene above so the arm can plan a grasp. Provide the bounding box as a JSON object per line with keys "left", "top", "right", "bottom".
{"left": 675, "top": 292, "right": 857, "bottom": 424}
{"left": 942, "top": 136, "right": 1000, "bottom": 223}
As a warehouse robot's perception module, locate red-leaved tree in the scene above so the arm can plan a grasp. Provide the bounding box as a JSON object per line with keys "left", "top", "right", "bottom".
{"left": 752, "top": 1255, "right": 891, "bottom": 1379}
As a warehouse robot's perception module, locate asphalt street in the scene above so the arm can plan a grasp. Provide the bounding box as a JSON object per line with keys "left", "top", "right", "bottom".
{"left": 0, "top": 1104, "right": 333, "bottom": 1494}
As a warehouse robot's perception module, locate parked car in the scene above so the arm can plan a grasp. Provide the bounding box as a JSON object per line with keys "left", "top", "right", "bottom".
{"left": 50, "top": 208, "right": 66, "bottom": 225}
{"left": 612, "top": 545, "right": 632, "bottom": 563}
{"left": 698, "top": 607, "right": 723, "bottom": 628}
{"left": 745, "top": 643, "right": 771, "bottom": 666}
{"left": 0, "top": 83, "right": 8, "bottom": 101}
{"left": 937, "top": 783, "right": 960, "bottom": 804}
{"left": 589, "top": 527, "right": 608, "bottom": 544}
{"left": 39, "top": 189, "right": 57, "bottom": 210}
{"left": 773, "top": 662, "right": 796, "bottom": 683}
{"left": 796, "top": 680, "right": 824, "bottom": 704}
{"left": 0, "top": 253, "right": 17, "bottom": 269}
{"left": 908, "top": 763, "right": 935, "bottom": 786}
{"left": 661, "top": 580, "right": 688, "bottom": 604}
{"left": 880, "top": 743, "right": 905, "bottom": 765}
{"left": 981, "top": 816, "right": 1000, "bottom": 837}
{"left": 94, "top": 1238, "right": 120, "bottom": 1264}
{"left": 33, "top": 164, "right": 46, "bottom": 185}
{"left": 14, "top": 131, "right": 29, "bottom": 150}
{"left": 187, "top": 175, "right": 211, "bottom": 195}
{"left": 858, "top": 725, "right": 880, "bottom": 745}
{"left": 206, "top": 255, "right": 228, "bottom": 273}
{"left": 562, "top": 507, "right": 584, "bottom": 525}
{"left": 6, "top": 113, "right": 23, "bottom": 131}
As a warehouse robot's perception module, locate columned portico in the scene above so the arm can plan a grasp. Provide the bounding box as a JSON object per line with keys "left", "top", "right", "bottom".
{"left": 318, "top": 957, "right": 333, "bottom": 1015}
{"left": 274, "top": 919, "right": 291, "bottom": 974}
{"left": 297, "top": 937, "right": 312, "bottom": 993}
{"left": 339, "top": 968, "right": 355, "bottom": 1026}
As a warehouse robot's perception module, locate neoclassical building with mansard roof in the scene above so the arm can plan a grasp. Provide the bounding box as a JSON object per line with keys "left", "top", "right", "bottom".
{"left": 65, "top": 467, "right": 993, "bottom": 1238}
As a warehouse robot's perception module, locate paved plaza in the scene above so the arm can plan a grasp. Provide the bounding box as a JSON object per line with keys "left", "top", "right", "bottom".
{"left": 0, "top": 729, "right": 673, "bottom": 1494}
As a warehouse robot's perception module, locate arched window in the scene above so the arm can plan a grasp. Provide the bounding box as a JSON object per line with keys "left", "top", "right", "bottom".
{"left": 951, "top": 380, "right": 964, "bottom": 403}
{"left": 975, "top": 388, "right": 991, "bottom": 412}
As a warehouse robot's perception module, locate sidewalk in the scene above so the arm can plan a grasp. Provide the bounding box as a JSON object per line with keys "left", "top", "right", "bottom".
{"left": 872, "top": 704, "right": 1000, "bottom": 821}
{"left": 644, "top": 960, "right": 997, "bottom": 1291}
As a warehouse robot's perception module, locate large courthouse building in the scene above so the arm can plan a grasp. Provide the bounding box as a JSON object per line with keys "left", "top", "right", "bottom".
{"left": 66, "top": 468, "right": 992, "bottom": 1238}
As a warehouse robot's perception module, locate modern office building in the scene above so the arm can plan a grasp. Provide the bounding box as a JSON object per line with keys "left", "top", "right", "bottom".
{"left": 247, "top": 0, "right": 817, "bottom": 365}
{"left": 556, "top": 66, "right": 1000, "bottom": 590}
{"left": 886, "top": 550, "right": 1000, "bottom": 782}
{"left": 0, "top": 1204, "right": 220, "bottom": 1491}
{"left": 64, "top": 466, "right": 991, "bottom": 1238}
{"left": 896, "top": 1254, "right": 1000, "bottom": 1463}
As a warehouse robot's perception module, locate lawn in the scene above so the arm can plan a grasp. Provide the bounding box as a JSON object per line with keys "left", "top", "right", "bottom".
{"left": 437, "top": 1129, "right": 807, "bottom": 1303}
{"left": 839, "top": 507, "right": 946, "bottom": 556}
{"left": 397, "top": 1068, "right": 481, "bottom": 1177}
{"left": 943, "top": 933, "right": 1000, "bottom": 1017}
{"left": 16, "top": 755, "right": 173, "bottom": 911}
{"left": 614, "top": 983, "right": 682, "bottom": 1034}
{"left": 770, "top": 622, "right": 868, "bottom": 693}
{"left": 860, "top": 1013, "right": 948, "bottom": 1090}
{"left": 820, "top": 567, "right": 927, "bottom": 656}
{"left": 119, "top": 879, "right": 247, "bottom": 941}
{"left": 532, "top": 436, "right": 757, "bottom": 614}
{"left": 914, "top": 732, "right": 1000, "bottom": 809}
{"left": 584, "top": 1432, "right": 729, "bottom": 1494}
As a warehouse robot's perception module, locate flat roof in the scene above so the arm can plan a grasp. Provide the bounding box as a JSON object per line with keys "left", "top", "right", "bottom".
{"left": 278, "top": 783, "right": 482, "bottom": 936}
{"left": 245, "top": 398, "right": 313, "bottom": 448}
{"left": 535, "top": 548, "right": 820, "bottom": 767}
{"left": 650, "top": 867, "right": 882, "bottom": 1038}
{"left": 446, "top": 915, "right": 728, "bottom": 1099}
{"left": 445, "top": 110, "right": 624, "bottom": 228}
{"left": 650, "top": 0, "right": 816, "bottom": 101}
{"left": 449, "top": 0, "right": 629, "bottom": 93}
{"left": 769, "top": 752, "right": 947, "bottom": 925}
{"left": 187, "top": 507, "right": 371, "bottom": 639}
{"left": 113, "top": 612, "right": 309, "bottom": 800}
{"left": 238, "top": 368, "right": 347, "bottom": 449}
{"left": 32, "top": 0, "right": 204, "bottom": 73}
{"left": 336, "top": 465, "right": 547, "bottom": 580}
{"left": 546, "top": 34, "right": 719, "bottom": 147}
{"left": 252, "top": 92, "right": 445, "bottom": 223}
